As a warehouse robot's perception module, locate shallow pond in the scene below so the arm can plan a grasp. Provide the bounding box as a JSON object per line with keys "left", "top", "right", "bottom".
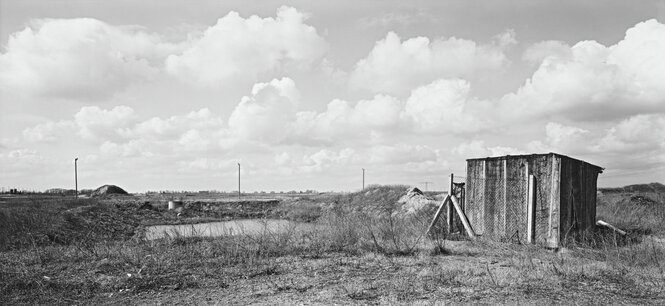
{"left": 144, "top": 219, "right": 313, "bottom": 240}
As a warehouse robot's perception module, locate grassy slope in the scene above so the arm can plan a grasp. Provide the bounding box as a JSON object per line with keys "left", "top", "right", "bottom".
{"left": 1, "top": 185, "right": 664, "bottom": 304}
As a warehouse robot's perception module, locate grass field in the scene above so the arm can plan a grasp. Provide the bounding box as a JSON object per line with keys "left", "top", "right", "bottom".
{"left": 1, "top": 185, "right": 664, "bottom": 304}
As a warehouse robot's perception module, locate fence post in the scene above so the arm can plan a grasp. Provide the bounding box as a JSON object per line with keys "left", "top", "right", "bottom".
{"left": 446, "top": 173, "right": 454, "bottom": 233}
{"left": 527, "top": 174, "right": 536, "bottom": 244}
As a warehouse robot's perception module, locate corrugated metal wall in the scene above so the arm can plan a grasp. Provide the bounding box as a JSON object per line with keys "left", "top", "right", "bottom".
{"left": 465, "top": 153, "right": 600, "bottom": 247}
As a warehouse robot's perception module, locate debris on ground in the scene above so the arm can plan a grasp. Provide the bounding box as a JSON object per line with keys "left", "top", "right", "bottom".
{"left": 393, "top": 187, "right": 437, "bottom": 217}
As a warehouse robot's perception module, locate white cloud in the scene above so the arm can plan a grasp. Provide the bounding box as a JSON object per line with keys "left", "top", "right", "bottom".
{"left": 349, "top": 31, "right": 512, "bottom": 94}
{"left": 506, "top": 19, "right": 665, "bottom": 121}
{"left": 368, "top": 144, "right": 437, "bottom": 165}
{"left": 20, "top": 105, "right": 227, "bottom": 161}
{"left": 292, "top": 78, "right": 490, "bottom": 145}
{"left": 302, "top": 148, "right": 357, "bottom": 173}
{"left": 526, "top": 115, "right": 665, "bottom": 173}
{"left": 522, "top": 40, "right": 571, "bottom": 64}
{"left": 402, "top": 79, "right": 488, "bottom": 134}
{"left": 544, "top": 122, "right": 592, "bottom": 151}
{"left": 597, "top": 114, "right": 665, "bottom": 153}
{"left": 293, "top": 94, "right": 404, "bottom": 144}
{"left": 228, "top": 78, "right": 299, "bottom": 143}
{"left": 75, "top": 106, "right": 136, "bottom": 142}
{"left": 0, "top": 148, "right": 52, "bottom": 178}
{"left": 453, "top": 140, "right": 523, "bottom": 158}
{"left": 165, "top": 6, "right": 327, "bottom": 86}
{"left": 22, "top": 120, "right": 76, "bottom": 142}
{"left": 7, "top": 16, "right": 665, "bottom": 191}
{"left": 133, "top": 108, "right": 223, "bottom": 141}
{"left": 0, "top": 18, "right": 177, "bottom": 100}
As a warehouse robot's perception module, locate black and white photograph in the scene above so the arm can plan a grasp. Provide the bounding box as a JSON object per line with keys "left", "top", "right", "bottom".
{"left": 1, "top": 0, "right": 664, "bottom": 304}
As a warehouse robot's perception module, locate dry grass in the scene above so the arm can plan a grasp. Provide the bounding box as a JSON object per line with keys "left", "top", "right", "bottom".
{"left": 1, "top": 187, "right": 665, "bottom": 304}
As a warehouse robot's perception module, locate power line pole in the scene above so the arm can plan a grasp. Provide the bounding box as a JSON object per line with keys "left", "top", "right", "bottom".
{"left": 362, "top": 168, "right": 365, "bottom": 191}
{"left": 420, "top": 181, "right": 433, "bottom": 192}
{"left": 74, "top": 157, "right": 78, "bottom": 199}
{"left": 237, "top": 163, "right": 241, "bottom": 202}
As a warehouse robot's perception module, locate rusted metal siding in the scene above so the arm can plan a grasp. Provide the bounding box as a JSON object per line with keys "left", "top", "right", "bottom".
{"left": 465, "top": 153, "right": 602, "bottom": 247}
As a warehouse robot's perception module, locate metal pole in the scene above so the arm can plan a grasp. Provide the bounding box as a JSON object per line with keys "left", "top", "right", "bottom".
{"left": 237, "top": 163, "right": 241, "bottom": 202}
{"left": 362, "top": 168, "right": 365, "bottom": 191}
{"left": 74, "top": 157, "right": 78, "bottom": 199}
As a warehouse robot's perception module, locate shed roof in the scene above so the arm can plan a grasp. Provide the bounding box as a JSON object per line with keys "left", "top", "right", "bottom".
{"left": 465, "top": 152, "right": 603, "bottom": 173}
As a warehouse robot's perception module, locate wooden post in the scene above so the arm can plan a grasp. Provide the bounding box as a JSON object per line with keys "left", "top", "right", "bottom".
{"left": 74, "top": 157, "right": 78, "bottom": 199}
{"left": 527, "top": 174, "right": 536, "bottom": 244}
{"left": 451, "top": 195, "right": 475, "bottom": 239}
{"left": 427, "top": 195, "right": 451, "bottom": 236}
{"left": 596, "top": 220, "right": 626, "bottom": 236}
{"left": 446, "top": 173, "right": 454, "bottom": 233}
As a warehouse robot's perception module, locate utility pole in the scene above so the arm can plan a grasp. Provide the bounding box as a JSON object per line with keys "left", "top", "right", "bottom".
{"left": 237, "top": 163, "right": 241, "bottom": 202}
{"left": 74, "top": 157, "right": 78, "bottom": 199}
{"left": 420, "top": 181, "right": 433, "bottom": 192}
{"left": 362, "top": 168, "right": 365, "bottom": 191}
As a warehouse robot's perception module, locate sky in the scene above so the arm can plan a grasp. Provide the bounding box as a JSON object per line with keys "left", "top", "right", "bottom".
{"left": 1, "top": 0, "right": 664, "bottom": 192}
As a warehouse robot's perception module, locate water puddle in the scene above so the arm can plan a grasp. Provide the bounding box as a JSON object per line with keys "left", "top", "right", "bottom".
{"left": 144, "top": 219, "right": 312, "bottom": 240}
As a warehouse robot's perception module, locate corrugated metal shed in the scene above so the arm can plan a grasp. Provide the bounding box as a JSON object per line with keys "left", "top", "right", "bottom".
{"left": 464, "top": 153, "right": 603, "bottom": 248}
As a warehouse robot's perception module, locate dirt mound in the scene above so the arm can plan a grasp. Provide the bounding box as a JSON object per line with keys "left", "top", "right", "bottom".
{"left": 91, "top": 185, "right": 129, "bottom": 197}
{"left": 393, "top": 187, "right": 437, "bottom": 217}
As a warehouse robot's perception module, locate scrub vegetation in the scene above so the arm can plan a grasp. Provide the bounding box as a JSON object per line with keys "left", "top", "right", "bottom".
{"left": 1, "top": 184, "right": 664, "bottom": 304}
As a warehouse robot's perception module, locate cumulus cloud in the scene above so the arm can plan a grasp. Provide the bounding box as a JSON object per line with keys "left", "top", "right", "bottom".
{"left": 133, "top": 108, "right": 223, "bottom": 141}
{"left": 402, "top": 79, "right": 489, "bottom": 134}
{"left": 75, "top": 106, "right": 136, "bottom": 142}
{"left": 228, "top": 78, "right": 299, "bottom": 143}
{"left": 522, "top": 40, "right": 571, "bottom": 64}
{"left": 302, "top": 148, "right": 357, "bottom": 173}
{"left": 293, "top": 94, "right": 404, "bottom": 143}
{"left": 505, "top": 19, "right": 665, "bottom": 121}
{"left": 526, "top": 114, "right": 665, "bottom": 173}
{"left": 368, "top": 144, "right": 437, "bottom": 165}
{"left": 596, "top": 114, "right": 665, "bottom": 153}
{"left": 349, "top": 31, "right": 513, "bottom": 94}
{"left": 165, "top": 6, "right": 327, "bottom": 86}
{"left": 22, "top": 120, "right": 76, "bottom": 142}
{"left": 0, "top": 148, "right": 52, "bottom": 178}
{"left": 0, "top": 18, "right": 178, "bottom": 100}
{"left": 20, "top": 105, "right": 227, "bottom": 160}
{"left": 453, "top": 140, "right": 523, "bottom": 158}
{"left": 292, "top": 78, "right": 491, "bottom": 145}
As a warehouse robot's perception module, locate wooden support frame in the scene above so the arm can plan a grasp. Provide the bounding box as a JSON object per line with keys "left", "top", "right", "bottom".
{"left": 427, "top": 172, "right": 475, "bottom": 239}
{"left": 427, "top": 194, "right": 475, "bottom": 239}
{"left": 427, "top": 195, "right": 450, "bottom": 236}
{"left": 451, "top": 195, "right": 475, "bottom": 239}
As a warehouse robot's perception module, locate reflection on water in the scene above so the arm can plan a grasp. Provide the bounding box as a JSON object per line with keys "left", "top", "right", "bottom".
{"left": 145, "top": 219, "right": 312, "bottom": 240}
